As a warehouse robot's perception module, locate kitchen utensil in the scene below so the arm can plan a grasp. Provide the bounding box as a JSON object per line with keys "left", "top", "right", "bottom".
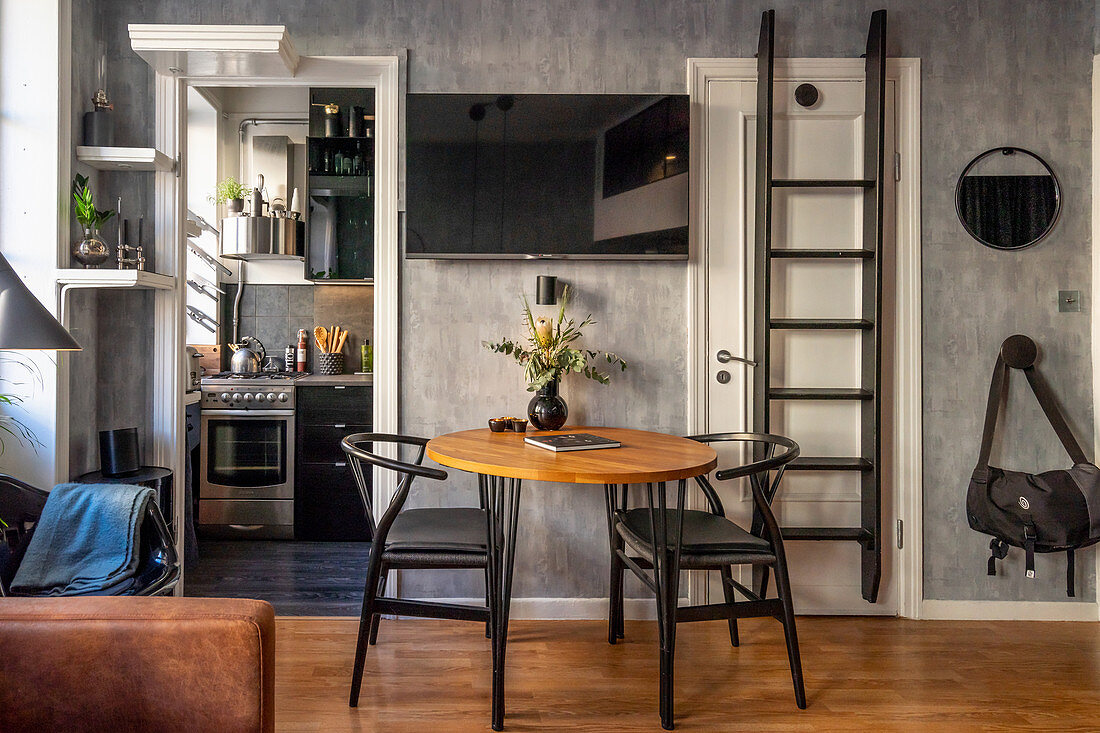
{"left": 230, "top": 335, "right": 265, "bottom": 374}
{"left": 334, "top": 329, "right": 349, "bottom": 353}
{"left": 330, "top": 326, "right": 341, "bottom": 351}
{"left": 185, "top": 346, "right": 202, "bottom": 391}
{"left": 314, "top": 326, "right": 329, "bottom": 352}
{"left": 186, "top": 277, "right": 220, "bottom": 300}
{"left": 263, "top": 356, "right": 284, "bottom": 372}
{"left": 186, "top": 305, "right": 219, "bottom": 333}
{"left": 187, "top": 239, "right": 233, "bottom": 277}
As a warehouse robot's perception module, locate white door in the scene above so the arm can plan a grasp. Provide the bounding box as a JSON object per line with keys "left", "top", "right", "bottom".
{"left": 699, "top": 68, "right": 897, "bottom": 615}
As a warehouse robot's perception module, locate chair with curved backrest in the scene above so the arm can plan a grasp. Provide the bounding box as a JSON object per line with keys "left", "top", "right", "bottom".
{"left": 341, "top": 433, "right": 492, "bottom": 709}
{"left": 605, "top": 432, "right": 804, "bottom": 728}
{"left": 0, "top": 474, "right": 179, "bottom": 597}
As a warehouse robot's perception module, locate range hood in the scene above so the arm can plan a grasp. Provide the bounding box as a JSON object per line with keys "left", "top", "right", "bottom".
{"left": 220, "top": 215, "right": 305, "bottom": 260}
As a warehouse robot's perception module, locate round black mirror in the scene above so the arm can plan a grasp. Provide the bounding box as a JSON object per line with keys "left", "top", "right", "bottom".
{"left": 955, "top": 147, "right": 1060, "bottom": 250}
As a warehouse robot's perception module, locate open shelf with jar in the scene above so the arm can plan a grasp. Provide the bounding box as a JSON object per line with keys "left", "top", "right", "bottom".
{"left": 307, "top": 87, "right": 376, "bottom": 282}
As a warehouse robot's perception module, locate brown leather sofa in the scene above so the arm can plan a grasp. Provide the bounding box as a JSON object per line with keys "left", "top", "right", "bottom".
{"left": 0, "top": 596, "right": 275, "bottom": 732}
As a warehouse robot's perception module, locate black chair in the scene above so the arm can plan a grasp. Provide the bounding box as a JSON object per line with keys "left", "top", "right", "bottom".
{"left": 342, "top": 433, "right": 492, "bottom": 708}
{"left": 605, "top": 433, "right": 804, "bottom": 729}
{"left": 0, "top": 473, "right": 179, "bottom": 597}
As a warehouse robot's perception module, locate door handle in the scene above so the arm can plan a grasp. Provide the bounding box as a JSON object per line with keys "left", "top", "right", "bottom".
{"left": 716, "top": 349, "right": 756, "bottom": 367}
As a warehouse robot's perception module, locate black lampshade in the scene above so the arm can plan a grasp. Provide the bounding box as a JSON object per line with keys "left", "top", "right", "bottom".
{"left": 536, "top": 275, "right": 557, "bottom": 306}
{"left": 0, "top": 253, "right": 81, "bottom": 350}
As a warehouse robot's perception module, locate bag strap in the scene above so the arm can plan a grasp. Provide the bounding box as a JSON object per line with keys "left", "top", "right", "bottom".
{"left": 975, "top": 351, "right": 1088, "bottom": 473}
{"left": 1066, "top": 549, "right": 1076, "bottom": 598}
{"left": 1021, "top": 366, "right": 1088, "bottom": 465}
{"left": 975, "top": 355, "right": 1009, "bottom": 474}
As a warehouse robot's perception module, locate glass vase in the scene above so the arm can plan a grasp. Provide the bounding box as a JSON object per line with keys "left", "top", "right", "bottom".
{"left": 527, "top": 379, "right": 568, "bottom": 431}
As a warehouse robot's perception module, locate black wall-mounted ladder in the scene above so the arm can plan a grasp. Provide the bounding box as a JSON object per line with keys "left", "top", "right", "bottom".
{"left": 752, "top": 9, "right": 887, "bottom": 603}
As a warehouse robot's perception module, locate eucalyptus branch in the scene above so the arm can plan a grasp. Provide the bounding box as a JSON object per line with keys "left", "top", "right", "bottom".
{"left": 483, "top": 285, "right": 628, "bottom": 391}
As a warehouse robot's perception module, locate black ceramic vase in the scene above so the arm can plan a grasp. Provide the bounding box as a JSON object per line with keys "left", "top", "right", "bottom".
{"left": 528, "top": 379, "right": 568, "bottom": 431}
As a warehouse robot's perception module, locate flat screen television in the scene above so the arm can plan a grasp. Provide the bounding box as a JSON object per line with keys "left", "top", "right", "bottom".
{"left": 405, "top": 93, "right": 689, "bottom": 260}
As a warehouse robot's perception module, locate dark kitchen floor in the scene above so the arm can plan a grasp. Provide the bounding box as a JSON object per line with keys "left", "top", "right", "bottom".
{"left": 185, "top": 540, "right": 371, "bottom": 616}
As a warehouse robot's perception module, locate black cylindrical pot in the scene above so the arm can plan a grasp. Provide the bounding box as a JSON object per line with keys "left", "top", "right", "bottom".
{"left": 99, "top": 427, "right": 140, "bottom": 477}
{"left": 83, "top": 108, "right": 114, "bottom": 146}
{"left": 323, "top": 108, "right": 341, "bottom": 137}
{"left": 350, "top": 105, "right": 366, "bottom": 137}
{"left": 527, "top": 380, "right": 568, "bottom": 431}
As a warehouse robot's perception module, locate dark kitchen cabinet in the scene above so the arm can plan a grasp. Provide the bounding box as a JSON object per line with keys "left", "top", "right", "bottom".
{"left": 295, "top": 384, "right": 372, "bottom": 541}
{"left": 308, "top": 87, "right": 375, "bottom": 282}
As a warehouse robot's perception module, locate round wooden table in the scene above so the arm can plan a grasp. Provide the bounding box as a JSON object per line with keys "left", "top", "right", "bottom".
{"left": 426, "top": 427, "right": 717, "bottom": 731}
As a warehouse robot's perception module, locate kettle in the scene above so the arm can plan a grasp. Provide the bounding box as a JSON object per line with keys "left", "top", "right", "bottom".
{"left": 229, "top": 336, "right": 265, "bottom": 374}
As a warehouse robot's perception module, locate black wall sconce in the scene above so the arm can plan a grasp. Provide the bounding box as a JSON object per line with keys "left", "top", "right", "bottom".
{"left": 536, "top": 275, "right": 557, "bottom": 305}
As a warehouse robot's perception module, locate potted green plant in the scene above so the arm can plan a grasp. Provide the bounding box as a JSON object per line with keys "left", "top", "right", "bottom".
{"left": 71, "top": 174, "right": 115, "bottom": 268}
{"left": 209, "top": 177, "right": 251, "bottom": 215}
{"left": 484, "top": 286, "right": 626, "bottom": 430}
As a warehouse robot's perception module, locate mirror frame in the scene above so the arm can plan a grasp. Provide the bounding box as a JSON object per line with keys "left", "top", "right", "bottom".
{"left": 954, "top": 146, "right": 1061, "bottom": 251}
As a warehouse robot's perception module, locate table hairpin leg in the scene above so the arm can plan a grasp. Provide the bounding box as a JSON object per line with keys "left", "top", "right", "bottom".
{"left": 483, "top": 473, "right": 522, "bottom": 731}
{"left": 646, "top": 479, "right": 687, "bottom": 731}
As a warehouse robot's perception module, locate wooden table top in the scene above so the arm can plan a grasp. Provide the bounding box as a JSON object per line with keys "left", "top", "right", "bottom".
{"left": 426, "top": 427, "right": 717, "bottom": 484}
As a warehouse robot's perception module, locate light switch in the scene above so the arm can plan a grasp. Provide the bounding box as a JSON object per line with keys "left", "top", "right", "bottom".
{"left": 1058, "top": 290, "right": 1082, "bottom": 313}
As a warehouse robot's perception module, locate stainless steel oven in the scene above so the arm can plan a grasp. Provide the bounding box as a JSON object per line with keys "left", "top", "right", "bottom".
{"left": 199, "top": 377, "right": 298, "bottom": 539}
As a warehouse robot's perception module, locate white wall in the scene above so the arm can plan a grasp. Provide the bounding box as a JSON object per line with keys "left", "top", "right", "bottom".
{"left": 0, "top": 0, "right": 66, "bottom": 487}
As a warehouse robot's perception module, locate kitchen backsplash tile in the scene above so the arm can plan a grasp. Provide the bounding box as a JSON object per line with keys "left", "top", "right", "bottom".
{"left": 288, "top": 287, "right": 315, "bottom": 318}
{"left": 221, "top": 284, "right": 373, "bottom": 373}
{"left": 256, "top": 285, "right": 290, "bottom": 317}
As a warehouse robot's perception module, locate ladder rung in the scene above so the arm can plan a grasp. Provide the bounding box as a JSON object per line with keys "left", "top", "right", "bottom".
{"left": 770, "top": 318, "right": 873, "bottom": 331}
{"left": 781, "top": 527, "right": 872, "bottom": 542}
{"left": 769, "top": 388, "right": 873, "bottom": 400}
{"left": 771, "top": 248, "right": 874, "bottom": 259}
{"left": 787, "top": 457, "right": 873, "bottom": 471}
{"left": 772, "top": 179, "right": 875, "bottom": 188}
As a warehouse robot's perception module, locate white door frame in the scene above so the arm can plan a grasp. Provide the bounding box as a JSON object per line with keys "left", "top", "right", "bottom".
{"left": 686, "top": 58, "right": 923, "bottom": 618}
{"left": 1091, "top": 54, "right": 1100, "bottom": 622}
{"left": 147, "top": 55, "right": 403, "bottom": 590}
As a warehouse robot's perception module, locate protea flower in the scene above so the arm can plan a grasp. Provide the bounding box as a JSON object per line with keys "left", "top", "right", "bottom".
{"left": 534, "top": 316, "right": 553, "bottom": 348}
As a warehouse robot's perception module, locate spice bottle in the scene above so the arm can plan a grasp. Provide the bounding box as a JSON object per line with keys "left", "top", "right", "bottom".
{"left": 296, "top": 329, "right": 308, "bottom": 372}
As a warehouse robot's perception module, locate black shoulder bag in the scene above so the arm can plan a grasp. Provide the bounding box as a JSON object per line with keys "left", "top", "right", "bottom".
{"left": 966, "top": 334, "right": 1100, "bottom": 597}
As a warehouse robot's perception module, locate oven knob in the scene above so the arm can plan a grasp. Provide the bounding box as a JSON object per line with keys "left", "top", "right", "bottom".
{"left": 231, "top": 393, "right": 243, "bottom": 403}
{"left": 219, "top": 392, "right": 231, "bottom": 403}
{"left": 244, "top": 393, "right": 255, "bottom": 402}
{"left": 266, "top": 392, "right": 277, "bottom": 402}
{"left": 278, "top": 392, "right": 289, "bottom": 403}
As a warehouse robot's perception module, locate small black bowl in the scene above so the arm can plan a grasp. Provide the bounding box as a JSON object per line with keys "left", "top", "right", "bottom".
{"left": 488, "top": 418, "right": 510, "bottom": 433}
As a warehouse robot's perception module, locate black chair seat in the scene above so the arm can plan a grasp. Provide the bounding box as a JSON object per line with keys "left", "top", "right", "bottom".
{"left": 618, "top": 508, "right": 775, "bottom": 566}
{"left": 387, "top": 507, "right": 488, "bottom": 552}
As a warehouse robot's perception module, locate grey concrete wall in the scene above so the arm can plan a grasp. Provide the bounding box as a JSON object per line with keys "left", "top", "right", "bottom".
{"left": 83, "top": 0, "right": 1097, "bottom": 603}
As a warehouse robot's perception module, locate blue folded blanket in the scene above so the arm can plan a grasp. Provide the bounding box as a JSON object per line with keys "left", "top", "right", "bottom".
{"left": 11, "top": 482, "right": 154, "bottom": 596}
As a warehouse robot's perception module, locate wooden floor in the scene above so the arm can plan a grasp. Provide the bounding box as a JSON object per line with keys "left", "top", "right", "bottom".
{"left": 274, "top": 615, "right": 1100, "bottom": 732}
{"left": 186, "top": 540, "right": 371, "bottom": 615}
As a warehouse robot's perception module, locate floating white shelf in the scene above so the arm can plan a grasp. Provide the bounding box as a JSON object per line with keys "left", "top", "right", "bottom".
{"left": 56, "top": 269, "right": 176, "bottom": 291}
{"left": 76, "top": 146, "right": 175, "bottom": 172}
